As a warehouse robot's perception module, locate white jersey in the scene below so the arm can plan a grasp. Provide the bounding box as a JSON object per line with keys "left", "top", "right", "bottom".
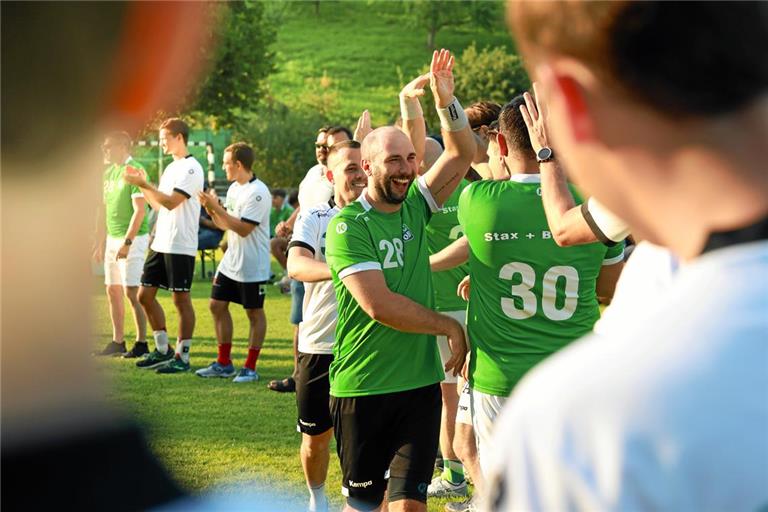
{"left": 594, "top": 241, "right": 678, "bottom": 336}
{"left": 151, "top": 155, "right": 205, "bottom": 257}
{"left": 217, "top": 177, "right": 271, "bottom": 283}
{"left": 298, "top": 164, "right": 333, "bottom": 210}
{"left": 485, "top": 240, "right": 768, "bottom": 512}
{"left": 289, "top": 200, "right": 339, "bottom": 354}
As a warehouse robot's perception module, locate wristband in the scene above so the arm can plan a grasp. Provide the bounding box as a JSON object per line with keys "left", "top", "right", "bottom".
{"left": 399, "top": 96, "right": 423, "bottom": 121}
{"left": 436, "top": 97, "right": 468, "bottom": 132}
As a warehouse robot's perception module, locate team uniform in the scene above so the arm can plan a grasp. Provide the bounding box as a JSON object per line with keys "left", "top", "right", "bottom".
{"left": 211, "top": 176, "right": 271, "bottom": 309}
{"left": 325, "top": 178, "right": 444, "bottom": 506}
{"left": 426, "top": 179, "right": 470, "bottom": 384}
{"left": 458, "top": 174, "right": 624, "bottom": 473}
{"left": 484, "top": 222, "right": 768, "bottom": 511}
{"left": 287, "top": 200, "right": 340, "bottom": 436}
{"left": 141, "top": 155, "right": 204, "bottom": 292}
{"left": 103, "top": 156, "right": 150, "bottom": 286}
{"left": 269, "top": 202, "right": 294, "bottom": 238}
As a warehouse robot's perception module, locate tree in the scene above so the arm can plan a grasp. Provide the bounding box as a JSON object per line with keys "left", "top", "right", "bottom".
{"left": 402, "top": 0, "right": 500, "bottom": 50}
{"left": 190, "top": 1, "right": 277, "bottom": 128}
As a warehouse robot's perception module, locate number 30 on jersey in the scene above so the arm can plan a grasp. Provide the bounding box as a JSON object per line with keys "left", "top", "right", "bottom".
{"left": 500, "top": 262, "right": 579, "bottom": 321}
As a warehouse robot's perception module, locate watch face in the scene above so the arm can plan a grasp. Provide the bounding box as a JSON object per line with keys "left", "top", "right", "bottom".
{"left": 538, "top": 147, "right": 553, "bottom": 161}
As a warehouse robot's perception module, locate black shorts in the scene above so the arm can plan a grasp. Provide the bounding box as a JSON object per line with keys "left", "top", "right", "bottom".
{"left": 210, "top": 272, "right": 266, "bottom": 309}
{"left": 295, "top": 352, "right": 333, "bottom": 436}
{"left": 140, "top": 250, "right": 195, "bottom": 292}
{"left": 330, "top": 383, "right": 441, "bottom": 508}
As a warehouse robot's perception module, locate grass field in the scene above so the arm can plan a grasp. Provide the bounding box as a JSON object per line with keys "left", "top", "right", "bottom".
{"left": 94, "top": 259, "right": 468, "bottom": 511}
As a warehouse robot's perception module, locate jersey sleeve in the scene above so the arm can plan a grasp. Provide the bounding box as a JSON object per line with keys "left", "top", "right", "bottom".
{"left": 603, "top": 239, "right": 626, "bottom": 265}
{"left": 457, "top": 182, "right": 473, "bottom": 230}
{"left": 239, "top": 186, "right": 269, "bottom": 226}
{"left": 288, "top": 209, "right": 320, "bottom": 255}
{"left": 326, "top": 215, "right": 381, "bottom": 279}
{"left": 582, "top": 197, "right": 631, "bottom": 246}
{"left": 172, "top": 162, "right": 202, "bottom": 198}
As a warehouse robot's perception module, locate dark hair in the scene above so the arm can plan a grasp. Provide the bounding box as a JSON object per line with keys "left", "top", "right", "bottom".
{"left": 224, "top": 142, "right": 254, "bottom": 170}
{"left": 272, "top": 188, "right": 286, "bottom": 199}
{"left": 466, "top": 101, "right": 502, "bottom": 129}
{"left": 508, "top": 1, "right": 768, "bottom": 117}
{"left": 160, "top": 118, "right": 190, "bottom": 144}
{"left": 326, "top": 125, "right": 353, "bottom": 141}
{"left": 498, "top": 96, "right": 534, "bottom": 156}
{"left": 287, "top": 190, "right": 299, "bottom": 208}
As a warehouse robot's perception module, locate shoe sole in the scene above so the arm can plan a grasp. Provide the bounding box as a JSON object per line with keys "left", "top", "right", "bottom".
{"left": 136, "top": 358, "right": 174, "bottom": 370}
{"left": 196, "top": 372, "right": 235, "bottom": 378}
{"left": 232, "top": 377, "right": 259, "bottom": 383}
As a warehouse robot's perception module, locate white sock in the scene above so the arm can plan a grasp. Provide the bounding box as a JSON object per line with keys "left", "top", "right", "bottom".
{"left": 176, "top": 339, "right": 192, "bottom": 363}
{"left": 308, "top": 483, "right": 327, "bottom": 512}
{"left": 153, "top": 330, "right": 169, "bottom": 353}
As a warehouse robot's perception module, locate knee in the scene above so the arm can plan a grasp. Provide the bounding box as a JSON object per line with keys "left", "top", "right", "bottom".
{"left": 137, "top": 288, "right": 152, "bottom": 307}
{"left": 106, "top": 285, "right": 123, "bottom": 300}
{"left": 209, "top": 299, "right": 226, "bottom": 315}
{"left": 124, "top": 287, "right": 140, "bottom": 304}
{"left": 301, "top": 435, "right": 330, "bottom": 458}
{"left": 172, "top": 293, "right": 191, "bottom": 309}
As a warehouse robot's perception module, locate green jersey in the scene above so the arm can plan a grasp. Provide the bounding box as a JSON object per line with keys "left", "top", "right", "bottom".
{"left": 270, "top": 203, "right": 294, "bottom": 237}
{"left": 102, "top": 157, "right": 149, "bottom": 238}
{"left": 458, "top": 175, "right": 624, "bottom": 396}
{"left": 325, "top": 180, "right": 444, "bottom": 397}
{"left": 426, "top": 179, "right": 470, "bottom": 312}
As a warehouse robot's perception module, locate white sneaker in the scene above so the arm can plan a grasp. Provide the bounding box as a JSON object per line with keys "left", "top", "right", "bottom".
{"left": 444, "top": 495, "right": 478, "bottom": 512}
{"left": 428, "top": 475, "right": 468, "bottom": 498}
{"left": 232, "top": 367, "right": 259, "bottom": 383}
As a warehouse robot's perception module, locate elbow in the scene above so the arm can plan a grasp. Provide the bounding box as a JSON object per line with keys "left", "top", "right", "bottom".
{"left": 362, "top": 301, "right": 387, "bottom": 323}
{"left": 551, "top": 226, "right": 576, "bottom": 247}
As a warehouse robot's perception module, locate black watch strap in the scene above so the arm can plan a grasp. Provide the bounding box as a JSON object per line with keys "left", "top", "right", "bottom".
{"left": 124, "top": 238, "right": 133, "bottom": 246}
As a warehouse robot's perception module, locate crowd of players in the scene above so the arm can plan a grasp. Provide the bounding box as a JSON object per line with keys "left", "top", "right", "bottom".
{"left": 86, "top": 3, "right": 768, "bottom": 512}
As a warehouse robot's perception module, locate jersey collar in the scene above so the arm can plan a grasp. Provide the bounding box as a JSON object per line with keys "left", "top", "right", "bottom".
{"left": 509, "top": 173, "right": 541, "bottom": 183}
{"left": 357, "top": 190, "right": 373, "bottom": 212}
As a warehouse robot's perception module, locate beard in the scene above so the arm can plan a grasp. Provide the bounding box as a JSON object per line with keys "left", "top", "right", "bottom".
{"left": 373, "top": 174, "right": 412, "bottom": 205}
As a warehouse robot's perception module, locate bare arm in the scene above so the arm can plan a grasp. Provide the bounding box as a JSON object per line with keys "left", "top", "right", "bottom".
{"left": 199, "top": 191, "right": 256, "bottom": 238}
{"left": 342, "top": 269, "right": 467, "bottom": 375}
{"left": 125, "top": 196, "right": 147, "bottom": 241}
{"left": 430, "top": 235, "right": 469, "bottom": 271}
{"left": 123, "top": 166, "right": 187, "bottom": 211}
{"left": 399, "top": 74, "right": 430, "bottom": 168}
{"left": 287, "top": 246, "right": 331, "bottom": 283}
{"left": 596, "top": 261, "right": 624, "bottom": 303}
{"left": 422, "top": 49, "right": 475, "bottom": 206}
{"left": 539, "top": 161, "right": 598, "bottom": 247}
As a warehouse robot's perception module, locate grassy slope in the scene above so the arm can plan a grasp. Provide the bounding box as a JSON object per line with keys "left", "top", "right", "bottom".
{"left": 268, "top": 0, "right": 513, "bottom": 127}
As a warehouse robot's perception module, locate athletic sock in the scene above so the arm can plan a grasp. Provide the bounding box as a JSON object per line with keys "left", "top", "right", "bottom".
{"left": 308, "top": 483, "right": 327, "bottom": 512}
{"left": 244, "top": 348, "right": 261, "bottom": 370}
{"left": 217, "top": 343, "right": 232, "bottom": 366}
{"left": 442, "top": 459, "right": 465, "bottom": 484}
{"left": 153, "top": 330, "right": 169, "bottom": 353}
{"left": 176, "top": 339, "right": 192, "bottom": 363}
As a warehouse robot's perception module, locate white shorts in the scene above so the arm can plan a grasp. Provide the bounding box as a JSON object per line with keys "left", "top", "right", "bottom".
{"left": 104, "top": 234, "right": 149, "bottom": 287}
{"left": 436, "top": 309, "right": 467, "bottom": 384}
{"left": 470, "top": 387, "right": 507, "bottom": 477}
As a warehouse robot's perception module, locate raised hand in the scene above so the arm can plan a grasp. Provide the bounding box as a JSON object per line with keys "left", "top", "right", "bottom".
{"left": 123, "top": 165, "right": 147, "bottom": 187}
{"left": 197, "top": 189, "right": 218, "bottom": 210}
{"left": 354, "top": 110, "right": 372, "bottom": 142}
{"left": 519, "top": 82, "right": 550, "bottom": 153}
{"left": 429, "top": 48, "right": 455, "bottom": 108}
{"left": 399, "top": 73, "right": 430, "bottom": 100}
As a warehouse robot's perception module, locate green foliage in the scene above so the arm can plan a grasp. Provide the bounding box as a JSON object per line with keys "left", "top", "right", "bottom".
{"left": 191, "top": 1, "right": 277, "bottom": 128}
{"left": 402, "top": 0, "right": 502, "bottom": 50}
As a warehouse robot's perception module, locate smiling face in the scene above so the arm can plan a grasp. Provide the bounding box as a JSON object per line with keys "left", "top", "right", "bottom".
{"left": 222, "top": 150, "right": 240, "bottom": 181}
{"left": 363, "top": 127, "right": 418, "bottom": 205}
{"left": 328, "top": 146, "right": 366, "bottom": 205}
{"left": 159, "top": 128, "right": 183, "bottom": 156}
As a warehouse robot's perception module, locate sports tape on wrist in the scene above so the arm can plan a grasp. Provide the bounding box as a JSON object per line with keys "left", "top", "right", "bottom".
{"left": 436, "top": 97, "right": 468, "bottom": 132}
{"left": 400, "top": 96, "right": 423, "bottom": 121}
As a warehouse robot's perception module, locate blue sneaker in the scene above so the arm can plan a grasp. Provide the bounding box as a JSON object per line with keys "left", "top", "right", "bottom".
{"left": 195, "top": 361, "right": 236, "bottom": 378}
{"left": 232, "top": 367, "right": 259, "bottom": 383}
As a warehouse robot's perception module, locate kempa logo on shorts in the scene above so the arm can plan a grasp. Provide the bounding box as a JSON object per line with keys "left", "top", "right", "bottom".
{"left": 336, "top": 222, "right": 348, "bottom": 234}
{"left": 298, "top": 419, "right": 317, "bottom": 427}
{"left": 348, "top": 480, "right": 373, "bottom": 488}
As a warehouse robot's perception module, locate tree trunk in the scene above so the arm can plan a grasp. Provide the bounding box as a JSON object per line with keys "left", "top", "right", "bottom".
{"left": 427, "top": 26, "right": 437, "bottom": 50}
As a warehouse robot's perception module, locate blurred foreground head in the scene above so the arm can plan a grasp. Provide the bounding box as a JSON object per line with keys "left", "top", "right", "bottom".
{"left": 507, "top": 1, "right": 768, "bottom": 258}
{"left": 1, "top": 1, "right": 214, "bottom": 445}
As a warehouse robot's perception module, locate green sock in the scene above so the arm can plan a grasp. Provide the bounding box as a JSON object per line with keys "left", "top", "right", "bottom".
{"left": 441, "top": 459, "right": 465, "bottom": 485}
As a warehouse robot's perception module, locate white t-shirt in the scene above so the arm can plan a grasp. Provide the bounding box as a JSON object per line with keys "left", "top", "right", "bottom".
{"left": 289, "top": 200, "right": 339, "bottom": 354}
{"left": 584, "top": 196, "right": 631, "bottom": 244}
{"left": 594, "top": 241, "right": 678, "bottom": 336}
{"left": 216, "top": 177, "right": 271, "bottom": 283}
{"left": 151, "top": 155, "right": 205, "bottom": 257}
{"left": 298, "top": 164, "right": 333, "bottom": 210}
{"left": 485, "top": 240, "right": 768, "bottom": 512}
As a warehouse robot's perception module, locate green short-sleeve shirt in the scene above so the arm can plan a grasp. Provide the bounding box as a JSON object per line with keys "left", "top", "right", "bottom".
{"left": 103, "top": 157, "right": 149, "bottom": 238}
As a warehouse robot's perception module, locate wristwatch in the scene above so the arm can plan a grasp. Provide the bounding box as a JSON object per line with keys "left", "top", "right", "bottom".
{"left": 124, "top": 238, "right": 133, "bottom": 246}
{"left": 537, "top": 147, "right": 554, "bottom": 163}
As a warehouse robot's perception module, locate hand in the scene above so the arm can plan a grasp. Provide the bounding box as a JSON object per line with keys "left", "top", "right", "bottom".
{"left": 275, "top": 221, "right": 292, "bottom": 238}
{"left": 519, "top": 82, "right": 550, "bottom": 154}
{"left": 429, "top": 48, "right": 455, "bottom": 108}
{"left": 457, "top": 275, "right": 471, "bottom": 301}
{"left": 197, "top": 189, "right": 219, "bottom": 210}
{"left": 354, "top": 110, "right": 372, "bottom": 142}
{"left": 399, "top": 73, "right": 429, "bottom": 100}
{"left": 460, "top": 350, "right": 470, "bottom": 381}
{"left": 123, "top": 165, "right": 147, "bottom": 187}
{"left": 115, "top": 244, "right": 129, "bottom": 260}
{"left": 443, "top": 318, "right": 468, "bottom": 377}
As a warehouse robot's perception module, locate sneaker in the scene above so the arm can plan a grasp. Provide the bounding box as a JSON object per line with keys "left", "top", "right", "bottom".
{"left": 444, "top": 496, "right": 477, "bottom": 512}
{"left": 428, "top": 475, "right": 468, "bottom": 498}
{"left": 196, "top": 361, "right": 236, "bottom": 378}
{"left": 156, "top": 357, "right": 190, "bottom": 374}
{"left": 135, "top": 347, "right": 174, "bottom": 369}
{"left": 232, "top": 367, "right": 259, "bottom": 383}
{"left": 93, "top": 341, "right": 126, "bottom": 357}
{"left": 122, "top": 341, "right": 149, "bottom": 359}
